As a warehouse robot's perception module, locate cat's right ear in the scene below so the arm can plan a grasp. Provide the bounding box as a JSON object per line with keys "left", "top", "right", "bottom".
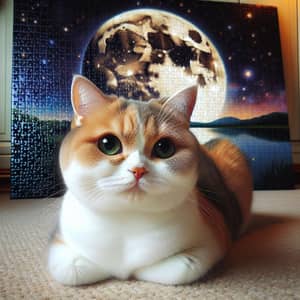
{"left": 162, "top": 85, "right": 198, "bottom": 122}
{"left": 71, "top": 75, "right": 114, "bottom": 126}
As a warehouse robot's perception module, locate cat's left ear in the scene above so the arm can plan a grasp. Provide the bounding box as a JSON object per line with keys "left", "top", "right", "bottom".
{"left": 71, "top": 75, "right": 115, "bottom": 126}
{"left": 163, "top": 85, "right": 198, "bottom": 121}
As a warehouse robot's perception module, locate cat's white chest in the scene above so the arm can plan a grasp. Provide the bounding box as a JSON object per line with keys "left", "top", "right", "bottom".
{"left": 59, "top": 192, "right": 210, "bottom": 278}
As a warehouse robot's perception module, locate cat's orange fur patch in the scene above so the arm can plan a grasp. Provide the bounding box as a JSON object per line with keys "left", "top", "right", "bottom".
{"left": 197, "top": 192, "right": 231, "bottom": 250}
{"left": 143, "top": 115, "right": 161, "bottom": 157}
{"left": 121, "top": 105, "right": 138, "bottom": 142}
{"left": 206, "top": 140, "right": 253, "bottom": 227}
{"left": 60, "top": 100, "right": 140, "bottom": 169}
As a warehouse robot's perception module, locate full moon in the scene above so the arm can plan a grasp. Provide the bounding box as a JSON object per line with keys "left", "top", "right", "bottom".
{"left": 82, "top": 9, "right": 227, "bottom": 123}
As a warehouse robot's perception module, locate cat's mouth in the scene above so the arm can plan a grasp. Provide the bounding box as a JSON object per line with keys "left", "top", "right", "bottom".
{"left": 97, "top": 176, "right": 149, "bottom": 195}
{"left": 124, "top": 181, "right": 146, "bottom": 194}
{"left": 120, "top": 180, "right": 145, "bottom": 194}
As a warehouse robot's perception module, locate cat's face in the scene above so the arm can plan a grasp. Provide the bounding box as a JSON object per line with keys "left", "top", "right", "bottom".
{"left": 60, "top": 75, "right": 200, "bottom": 212}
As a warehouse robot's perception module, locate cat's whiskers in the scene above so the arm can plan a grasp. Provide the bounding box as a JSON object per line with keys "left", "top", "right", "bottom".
{"left": 44, "top": 191, "right": 66, "bottom": 202}
{"left": 86, "top": 188, "right": 104, "bottom": 203}
{"left": 80, "top": 182, "right": 106, "bottom": 203}
{"left": 141, "top": 176, "right": 168, "bottom": 191}
{"left": 42, "top": 187, "right": 66, "bottom": 199}
{"left": 97, "top": 175, "right": 135, "bottom": 192}
{"left": 39, "top": 183, "right": 67, "bottom": 202}
{"left": 68, "top": 178, "right": 106, "bottom": 202}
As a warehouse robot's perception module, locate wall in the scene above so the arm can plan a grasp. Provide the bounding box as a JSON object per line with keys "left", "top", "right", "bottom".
{"left": 0, "top": 0, "right": 13, "bottom": 169}
{"left": 0, "top": 0, "right": 299, "bottom": 167}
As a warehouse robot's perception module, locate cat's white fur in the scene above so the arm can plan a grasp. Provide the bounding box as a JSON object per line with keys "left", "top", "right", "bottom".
{"left": 49, "top": 186, "right": 223, "bottom": 285}
{"left": 48, "top": 144, "right": 223, "bottom": 286}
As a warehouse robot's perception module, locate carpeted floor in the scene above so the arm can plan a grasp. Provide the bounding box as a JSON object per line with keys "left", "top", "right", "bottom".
{"left": 1, "top": 190, "right": 300, "bottom": 300}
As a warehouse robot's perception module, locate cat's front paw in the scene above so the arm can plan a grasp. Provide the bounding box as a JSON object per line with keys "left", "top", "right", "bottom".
{"left": 48, "top": 242, "right": 109, "bottom": 286}
{"left": 134, "top": 248, "right": 217, "bottom": 285}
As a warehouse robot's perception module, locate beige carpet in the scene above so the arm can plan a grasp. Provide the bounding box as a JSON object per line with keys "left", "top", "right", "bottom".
{"left": 1, "top": 190, "right": 300, "bottom": 300}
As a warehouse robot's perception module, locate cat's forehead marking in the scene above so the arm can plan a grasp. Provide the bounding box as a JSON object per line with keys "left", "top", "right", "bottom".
{"left": 135, "top": 101, "right": 160, "bottom": 130}
{"left": 143, "top": 114, "right": 159, "bottom": 137}
{"left": 119, "top": 102, "right": 138, "bottom": 143}
{"left": 135, "top": 106, "right": 146, "bottom": 151}
{"left": 123, "top": 101, "right": 159, "bottom": 153}
{"left": 119, "top": 100, "right": 129, "bottom": 112}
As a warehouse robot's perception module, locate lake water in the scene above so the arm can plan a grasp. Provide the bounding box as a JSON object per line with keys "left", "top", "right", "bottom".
{"left": 191, "top": 127, "right": 294, "bottom": 189}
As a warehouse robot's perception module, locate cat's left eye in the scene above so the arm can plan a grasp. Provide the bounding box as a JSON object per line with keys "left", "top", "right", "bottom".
{"left": 152, "top": 138, "right": 176, "bottom": 159}
{"left": 97, "top": 134, "right": 122, "bottom": 156}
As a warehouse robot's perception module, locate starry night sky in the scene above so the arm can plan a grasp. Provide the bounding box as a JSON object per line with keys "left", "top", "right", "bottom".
{"left": 12, "top": 0, "right": 287, "bottom": 121}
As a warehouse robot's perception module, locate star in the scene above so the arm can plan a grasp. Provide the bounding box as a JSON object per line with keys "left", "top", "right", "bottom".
{"left": 246, "top": 12, "right": 253, "bottom": 19}
{"left": 243, "top": 69, "right": 253, "bottom": 79}
{"left": 48, "top": 39, "right": 55, "bottom": 46}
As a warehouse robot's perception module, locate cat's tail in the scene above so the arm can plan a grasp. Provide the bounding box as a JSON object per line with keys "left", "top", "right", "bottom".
{"left": 204, "top": 139, "right": 253, "bottom": 234}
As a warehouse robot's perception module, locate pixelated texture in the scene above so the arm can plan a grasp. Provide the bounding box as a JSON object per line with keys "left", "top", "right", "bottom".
{"left": 11, "top": 0, "right": 294, "bottom": 199}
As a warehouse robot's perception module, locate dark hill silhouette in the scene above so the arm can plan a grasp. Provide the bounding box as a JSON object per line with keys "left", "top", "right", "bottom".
{"left": 191, "top": 112, "right": 289, "bottom": 128}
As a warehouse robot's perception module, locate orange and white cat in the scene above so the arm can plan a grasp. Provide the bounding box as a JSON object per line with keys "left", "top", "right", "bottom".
{"left": 48, "top": 75, "right": 252, "bottom": 286}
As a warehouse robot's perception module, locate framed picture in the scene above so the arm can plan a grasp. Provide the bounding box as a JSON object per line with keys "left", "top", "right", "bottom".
{"left": 11, "top": 0, "right": 294, "bottom": 199}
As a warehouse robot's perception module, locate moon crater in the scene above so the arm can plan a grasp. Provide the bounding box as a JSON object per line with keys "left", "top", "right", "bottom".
{"left": 82, "top": 9, "right": 227, "bottom": 122}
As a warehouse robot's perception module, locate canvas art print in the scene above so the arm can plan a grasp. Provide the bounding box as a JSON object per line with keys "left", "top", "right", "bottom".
{"left": 11, "top": 0, "right": 294, "bottom": 199}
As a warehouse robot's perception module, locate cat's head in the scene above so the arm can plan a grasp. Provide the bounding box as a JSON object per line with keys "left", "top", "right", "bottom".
{"left": 60, "top": 75, "right": 200, "bottom": 212}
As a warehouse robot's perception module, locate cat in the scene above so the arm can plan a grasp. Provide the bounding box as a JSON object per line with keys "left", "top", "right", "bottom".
{"left": 47, "top": 75, "right": 252, "bottom": 286}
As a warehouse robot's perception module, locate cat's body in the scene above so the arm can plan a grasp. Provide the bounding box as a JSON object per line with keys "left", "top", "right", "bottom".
{"left": 48, "top": 75, "right": 252, "bottom": 286}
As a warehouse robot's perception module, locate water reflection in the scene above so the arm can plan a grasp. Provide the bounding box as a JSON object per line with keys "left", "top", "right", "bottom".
{"left": 191, "top": 127, "right": 294, "bottom": 190}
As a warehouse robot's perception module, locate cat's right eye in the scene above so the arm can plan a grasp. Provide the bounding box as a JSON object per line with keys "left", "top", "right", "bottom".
{"left": 97, "top": 134, "right": 122, "bottom": 156}
{"left": 152, "top": 138, "right": 176, "bottom": 159}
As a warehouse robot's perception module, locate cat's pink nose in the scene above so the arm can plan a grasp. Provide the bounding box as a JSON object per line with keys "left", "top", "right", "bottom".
{"left": 130, "top": 167, "right": 148, "bottom": 181}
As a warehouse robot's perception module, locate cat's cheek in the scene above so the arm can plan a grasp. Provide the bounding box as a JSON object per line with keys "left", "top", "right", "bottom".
{"left": 62, "top": 159, "right": 114, "bottom": 193}
{"left": 166, "top": 149, "right": 199, "bottom": 173}
{"left": 155, "top": 159, "right": 198, "bottom": 187}
{"left": 141, "top": 163, "right": 197, "bottom": 210}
